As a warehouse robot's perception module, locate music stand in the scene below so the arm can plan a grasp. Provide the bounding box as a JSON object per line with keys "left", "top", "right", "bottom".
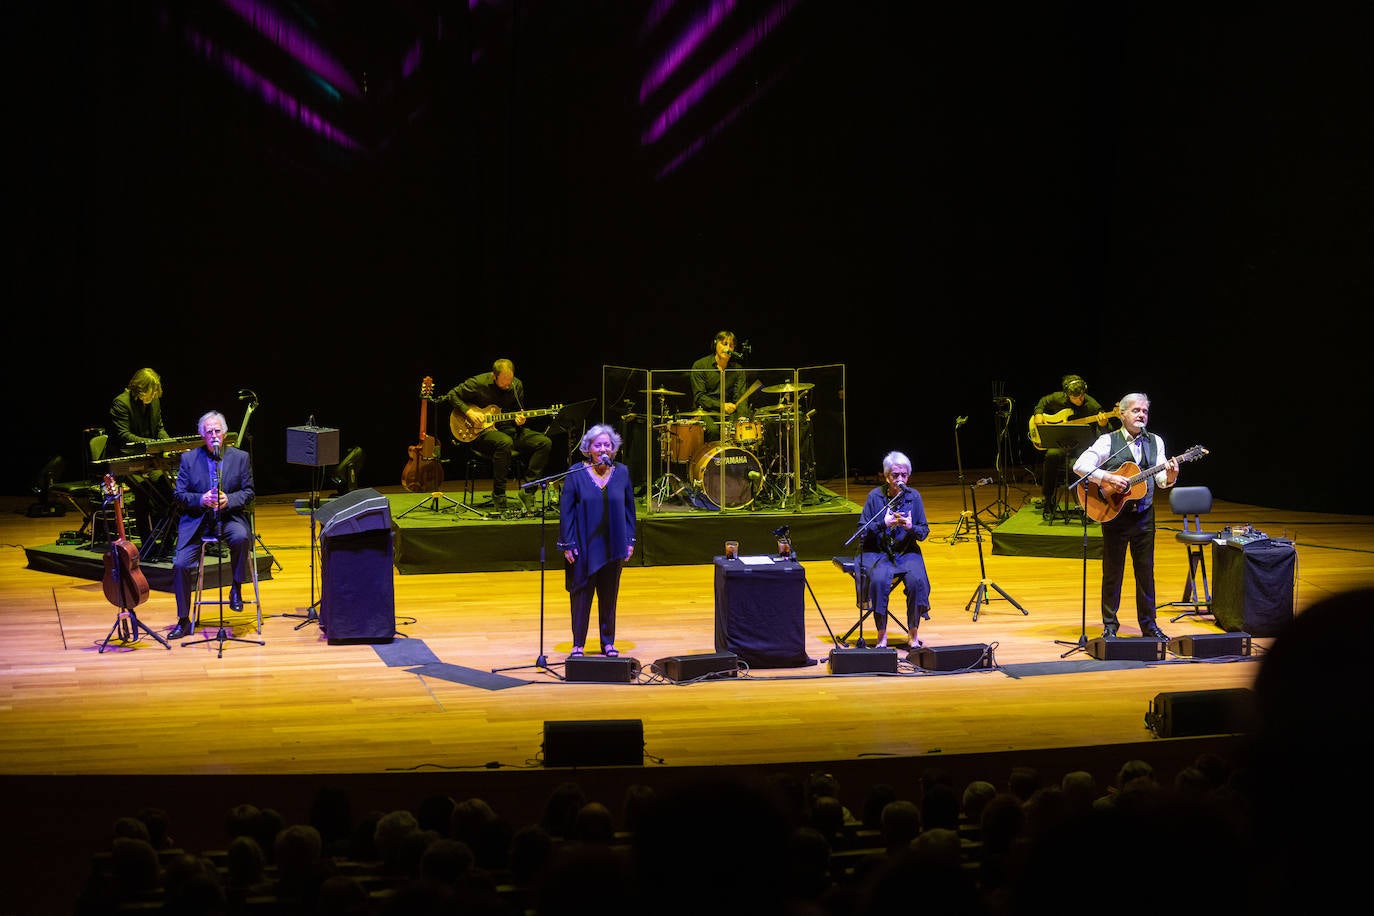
{"left": 1035, "top": 425, "right": 1097, "bottom": 525}
{"left": 546, "top": 399, "right": 597, "bottom": 461}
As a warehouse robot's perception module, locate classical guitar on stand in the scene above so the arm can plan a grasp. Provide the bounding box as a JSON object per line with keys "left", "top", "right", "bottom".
{"left": 450, "top": 403, "right": 564, "bottom": 443}
{"left": 402, "top": 376, "right": 445, "bottom": 493}
{"left": 1077, "top": 444, "right": 1209, "bottom": 523}
{"left": 1029, "top": 406, "right": 1121, "bottom": 450}
{"left": 98, "top": 473, "right": 167, "bottom": 650}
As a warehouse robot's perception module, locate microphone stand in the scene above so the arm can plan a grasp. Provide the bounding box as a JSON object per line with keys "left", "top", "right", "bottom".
{"left": 184, "top": 447, "right": 263, "bottom": 657}
{"left": 965, "top": 479, "right": 1028, "bottom": 621}
{"left": 491, "top": 460, "right": 602, "bottom": 679}
{"left": 1056, "top": 432, "right": 1140, "bottom": 657}
{"left": 837, "top": 488, "right": 910, "bottom": 648}
{"left": 947, "top": 415, "right": 976, "bottom": 543}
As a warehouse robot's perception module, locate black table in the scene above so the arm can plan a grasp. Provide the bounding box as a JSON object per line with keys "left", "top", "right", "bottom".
{"left": 1212, "top": 538, "right": 1296, "bottom": 636}
{"left": 713, "top": 556, "right": 812, "bottom": 668}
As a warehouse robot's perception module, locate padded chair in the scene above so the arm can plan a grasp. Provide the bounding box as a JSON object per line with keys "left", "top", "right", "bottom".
{"left": 49, "top": 431, "right": 121, "bottom": 545}
{"left": 1165, "top": 486, "right": 1215, "bottom": 622}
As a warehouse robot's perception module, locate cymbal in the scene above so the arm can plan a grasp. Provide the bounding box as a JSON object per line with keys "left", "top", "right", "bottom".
{"left": 761, "top": 381, "right": 816, "bottom": 394}
{"left": 676, "top": 408, "right": 712, "bottom": 417}
{"left": 640, "top": 387, "right": 685, "bottom": 396}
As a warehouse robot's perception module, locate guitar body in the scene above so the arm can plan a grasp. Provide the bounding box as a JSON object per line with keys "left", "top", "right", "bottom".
{"left": 450, "top": 404, "right": 564, "bottom": 443}
{"left": 403, "top": 377, "right": 445, "bottom": 492}
{"left": 1075, "top": 445, "right": 1210, "bottom": 523}
{"left": 100, "top": 474, "right": 150, "bottom": 610}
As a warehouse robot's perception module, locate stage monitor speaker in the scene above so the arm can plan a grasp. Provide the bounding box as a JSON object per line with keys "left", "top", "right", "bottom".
{"left": 543, "top": 719, "right": 644, "bottom": 767}
{"left": 1146, "top": 688, "right": 1260, "bottom": 738}
{"left": 653, "top": 652, "right": 740, "bottom": 683}
{"left": 908, "top": 643, "right": 994, "bottom": 671}
{"left": 287, "top": 425, "right": 341, "bottom": 467}
{"left": 828, "top": 647, "right": 898, "bottom": 674}
{"left": 1168, "top": 633, "right": 1252, "bottom": 658}
{"left": 1087, "top": 637, "right": 1166, "bottom": 661}
{"left": 564, "top": 655, "right": 640, "bottom": 683}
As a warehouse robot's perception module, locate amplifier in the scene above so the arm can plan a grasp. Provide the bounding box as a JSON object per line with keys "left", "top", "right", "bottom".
{"left": 564, "top": 655, "right": 640, "bottom": 683}
{"left": 653, "top": 652, "right": 740, "bottom": 683}
{"left": 1168, "top": 633, "right": 1252, "bottom": 658}
{"left": 828, "top": 647, "right": 898, "bottom": 674}
{"left": 909, "top": 643, "right": 995, "bottom": 671}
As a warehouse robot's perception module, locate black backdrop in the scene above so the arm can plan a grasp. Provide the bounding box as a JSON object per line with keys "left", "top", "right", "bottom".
{"left": 10, "top": 2, "right": 1367, "bottom": 513}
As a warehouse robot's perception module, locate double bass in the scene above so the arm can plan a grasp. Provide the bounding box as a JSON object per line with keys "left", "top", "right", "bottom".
{"left": 101, "top": 473, "right": 151, "bottom": 611}
{"left": 402, "top": 376, "right": 445, "bottom": 492}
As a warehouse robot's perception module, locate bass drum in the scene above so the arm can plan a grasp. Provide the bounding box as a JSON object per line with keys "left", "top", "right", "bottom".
{"left": 690, "top": 443, "right": 763, "bottom": 510}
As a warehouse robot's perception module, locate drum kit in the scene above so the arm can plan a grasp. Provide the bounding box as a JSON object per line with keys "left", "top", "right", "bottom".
{"left": 641, "top": 381, "right": 817, "bottom": 510}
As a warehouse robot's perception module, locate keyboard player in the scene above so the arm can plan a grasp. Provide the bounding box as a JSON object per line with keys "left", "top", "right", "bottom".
{"left": 110, "top": 368, "right": 175, "bottom": 554}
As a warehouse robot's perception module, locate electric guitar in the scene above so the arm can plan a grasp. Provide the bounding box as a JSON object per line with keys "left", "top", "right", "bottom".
{"left": 1076, "top": 444, "right": 1209, "bottom": 523}
{"left": 402, "top": 377, "right": 444, "bottom": 492}
{"left": 1028, "top": 406, "right": 1120, "bottom": 450}
{"left": 450, "top": 403, "right": 564, "bottom": 443}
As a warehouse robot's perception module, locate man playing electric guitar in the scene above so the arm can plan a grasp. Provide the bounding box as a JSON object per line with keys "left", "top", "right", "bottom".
{"left": 1072, "top": 392, "right": 1182, "bottom": 641}
{"left": 441, "top": 358, "right": 552, "bottom": 513}
{"left": 1030, "top": 373, "right": 1114, "bottom": 518}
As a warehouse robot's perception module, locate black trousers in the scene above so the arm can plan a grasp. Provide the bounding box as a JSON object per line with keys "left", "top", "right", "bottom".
{"left": 1099, "top": 503, "right": 1157, "bottom": 630}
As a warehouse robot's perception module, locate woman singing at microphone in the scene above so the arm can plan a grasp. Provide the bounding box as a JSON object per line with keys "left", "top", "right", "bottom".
{"left": 856, "top": 451, "right": 931, "bottom": 648}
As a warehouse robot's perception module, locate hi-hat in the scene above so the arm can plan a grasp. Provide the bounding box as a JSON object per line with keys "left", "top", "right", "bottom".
{"left": 640, "top": 387, "right": 685, "bottom": 396}
{"left": 761, "top": 381, "right": 815, "bottom": 394}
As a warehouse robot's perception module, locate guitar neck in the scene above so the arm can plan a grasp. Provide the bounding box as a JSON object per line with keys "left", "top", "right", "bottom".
{"left": 1128, "top": 445, "right": 1206, "bottom": 485}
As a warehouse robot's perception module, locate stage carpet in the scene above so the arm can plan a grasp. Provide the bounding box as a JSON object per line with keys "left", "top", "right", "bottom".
{"left": 991, "top": 505, "right": 1104, "bottom": 559}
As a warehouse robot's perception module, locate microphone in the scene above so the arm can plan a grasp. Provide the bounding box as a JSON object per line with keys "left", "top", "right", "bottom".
{"left": 772, "top": 524, "right": 790, "bottom": 538}
{"left": 975, "top": 477, "right": 994, "bottom": 486}
{"left": 210, "top": 444, "right": 222, "bottom": 460}
{"left": 599, "top": 455, "right": 613, "bottom": 466}
{"left": 724, "top": 349, "right": 742, "bottom": 359}
{"left": 955, "top": 416, "right": 968, "bottom": 428}
{"left": 748, "top": 470, "right": 761, "bottom": 481}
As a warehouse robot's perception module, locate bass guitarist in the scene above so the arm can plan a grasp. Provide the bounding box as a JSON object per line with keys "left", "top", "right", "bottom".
{"left": 1072, "top": 392, "right": 1181, "bottom": 641}
{"left": 441, "top": 358, "right": 552, "bottom": 513}
{"left": 1030, "top": 374, "right": 1113, "bottom": 519}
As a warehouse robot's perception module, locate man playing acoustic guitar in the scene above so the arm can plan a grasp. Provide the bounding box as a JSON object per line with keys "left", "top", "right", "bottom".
{"left": 442, "top": 358, "right": 552, "bottom": 513}
{"left": 1072, "top": 392, "right": 1181, "bottom": 641}
{"left": 1030, "top": 374, "right": 1115, "bottom": 520}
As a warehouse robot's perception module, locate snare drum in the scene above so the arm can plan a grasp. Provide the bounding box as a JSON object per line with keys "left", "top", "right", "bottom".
{"left": 666, "top": 420, "right": 704, "bottom": 463}
{"left": 690, "top": 443, "right": 763, "bottom": 510}
{"left": 733, "top": 418, "right": 762, "bottom": 444}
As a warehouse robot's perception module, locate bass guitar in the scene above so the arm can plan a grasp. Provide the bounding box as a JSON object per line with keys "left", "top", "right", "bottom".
{"left": 1028, "top": 406, "right": 1120, "bottom": 450}
{"left": 403, "top": 376, "right": 445, "bottom": 492}
{"left": 450, "top": 403, "right": 564, "bottom": 443}
{"left": 1076, "top": 444, "right": 1209, "bottom": 523}
{"left": 100, "top": 473, "right": 151, "bottom": 611}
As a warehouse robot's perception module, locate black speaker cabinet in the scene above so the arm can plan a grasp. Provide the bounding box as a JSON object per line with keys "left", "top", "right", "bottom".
{"left": 564, "top": 655, "right": 640, "bottom": 683}
{"left": 828, "top": 647, "right": 898, "bottom": 674}
{"left": 287, "top": 425, "right": 341, "bottom": 467}
{"left": 1087, "top": 637, "right": 1167, "bottom": 661}
{"left": 1146, "top": 688, "right": 1260, "bottom": 738}
{"left": 319, "top": 489, "right": 395, "bottom": 645}
{"left": 653, "top": 652, "right": 740, "bottom": 683}
{"left": 1168, "top": 633, "right": 1252, "bottom": 658}
{"left": 542, "top": 719, "right": 644, "bottom": 767}
{"left": 908, "top": 643, "right": 994, "bottom": 671}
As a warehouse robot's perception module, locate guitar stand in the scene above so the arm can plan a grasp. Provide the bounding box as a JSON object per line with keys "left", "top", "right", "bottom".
{"left": 398, "top": 490, "right": 484, "bottom": 520}
{"left": 100, "top": 606, "right": 170, "bottom": 652}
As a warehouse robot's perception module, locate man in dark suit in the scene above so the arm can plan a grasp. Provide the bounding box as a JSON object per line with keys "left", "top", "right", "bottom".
{"left": 167, "top": 410, "right": 254, "bottom": 639}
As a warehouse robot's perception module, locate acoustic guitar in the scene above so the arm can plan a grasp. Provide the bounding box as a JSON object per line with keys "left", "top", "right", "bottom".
{"left": 450, "top": 403, "right": 564, "bottom": 443}
{"left": 1028, "top": 406, "right": 1120, "bottom": 450}
{"left": 100, "top": 473, "right": 150, "bottom": 611}
{"left": 1075, "top": 444, "right": 1209, "bottom": 523}
{"left": 402, "top": 377, "right": 444, "bottom": 493}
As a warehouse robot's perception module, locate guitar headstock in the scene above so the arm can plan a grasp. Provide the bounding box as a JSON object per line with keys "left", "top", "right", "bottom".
{"left": 421, "top": 376, "right": 435, "bottom": 398}
{"left": 101, "top": 473, "right": 118, "bottom": 501}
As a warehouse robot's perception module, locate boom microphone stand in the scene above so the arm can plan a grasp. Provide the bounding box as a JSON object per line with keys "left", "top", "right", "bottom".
{"left": 491, "top": 461, "right": 593, "bottom": 680}
{"left": 947, "top": 415, "right": 986, "bottom": 543}
{"left": 965, "top": 478, "right": 1028, "bottom": 622}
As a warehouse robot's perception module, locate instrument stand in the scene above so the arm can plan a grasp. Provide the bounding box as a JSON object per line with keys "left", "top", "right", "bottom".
{"left": 947, "top": 415, "right": 990, "bottom": 543}
{"left": 183, "top": 465, "right": 264, "bottom": 657}
{"left": 779, "top": 532, "right": 841, "bottom": 654}
{"left": 649, "top": 390, "right": 692, "bottom": 509}
{"left": 101, "top": 604, "right": 169, "bottom": 651}
{"left": 979, "top": 387, "right": 1016, "bottom": 523}
{"left": 397, "top": 489, "right": 484, "bottom": 520}
{"left": 283, "top": 474, "right": 324, "bottom": 630}
{"left": 964, "top": 481, "right": 1028, "bottom": 621}
{"left": 492, "top": 465, "right": 588, "bottom": 680}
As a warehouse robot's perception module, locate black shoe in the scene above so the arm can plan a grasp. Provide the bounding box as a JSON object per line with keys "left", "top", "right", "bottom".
{"left": 229, "top": 585, "right": 244, "bottom": 612}
{"left": 168, "top": 619, "right": 193, "bottom": 640}
{"left": 1142, "top": 624, "right": 1168, "bottom": 640}
{"left": 1101, "top": 627, "right": 1118, "bottom": 639}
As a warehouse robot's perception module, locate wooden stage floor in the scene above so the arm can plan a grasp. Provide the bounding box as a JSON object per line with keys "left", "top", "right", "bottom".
{"left": 4, "top": 470, "right": 1373, "bottom": 908}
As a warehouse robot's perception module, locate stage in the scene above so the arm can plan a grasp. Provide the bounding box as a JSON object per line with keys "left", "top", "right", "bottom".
{"left": 992, "top": 505, "right": 1104, "bottom": 559}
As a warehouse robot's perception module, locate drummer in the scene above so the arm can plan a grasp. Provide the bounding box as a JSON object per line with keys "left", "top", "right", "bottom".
{"left": 689, "top": 329, "right": 752, "bottom": 443}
